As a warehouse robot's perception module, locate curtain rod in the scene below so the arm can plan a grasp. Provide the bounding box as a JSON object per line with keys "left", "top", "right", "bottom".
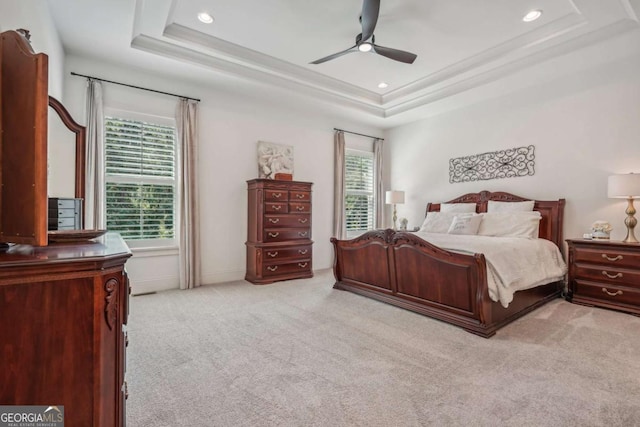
{"left": 70, "top": 72, "right": 201, "bottom": 102}
{"left": 333, "top": 128, "right": 384, "bottom": 141}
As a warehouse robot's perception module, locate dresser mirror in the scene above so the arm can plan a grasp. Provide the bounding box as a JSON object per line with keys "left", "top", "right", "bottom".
{"left": 47, "top": 96, "right": 86, "bottom": 204}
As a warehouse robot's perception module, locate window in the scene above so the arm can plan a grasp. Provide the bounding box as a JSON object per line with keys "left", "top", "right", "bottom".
{"left": 104, "top": 116, "right": 176, "bottom": 243}
{"left": 345, "top": 149, "right": 375, "bottom": 236}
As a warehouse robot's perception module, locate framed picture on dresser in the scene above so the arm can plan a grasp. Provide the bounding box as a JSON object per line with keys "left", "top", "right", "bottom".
{"left": 257, "top": 141, "right": 294, "bottom": 179}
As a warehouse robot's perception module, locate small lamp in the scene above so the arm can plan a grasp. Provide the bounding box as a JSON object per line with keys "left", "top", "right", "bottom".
{"left": 608, "top": 173, "right": 640, "bottom": 243}
{"left": 385, "top": 190, "right": 405, "bottom": 230}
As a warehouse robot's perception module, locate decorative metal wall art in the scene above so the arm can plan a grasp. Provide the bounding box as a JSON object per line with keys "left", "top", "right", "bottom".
{"left": 449, "top": 145, "right": 535, "bottom": 183}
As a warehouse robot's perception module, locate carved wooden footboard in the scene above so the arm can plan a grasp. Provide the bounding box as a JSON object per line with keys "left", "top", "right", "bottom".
{"left": 331, "top": 191, "right": 565, "bottom": 338}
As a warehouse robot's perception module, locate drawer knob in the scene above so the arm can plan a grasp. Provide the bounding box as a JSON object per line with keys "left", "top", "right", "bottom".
{"left": 296, "top": 206, "right": 305, "bottom": 211}
{"left": 602, "top": 254, "right": 623, "bottom": 262}
{"left": 268, "top": 232, "right": 280, "bottom": 238}
{"left": 267, "top": 266, "right": 278, "bottom": 272}
{"left": 298, "top": 218, "right": 308, "bottom": 224}
{"left": 602, "top": 271, "right": 623, "bottom": 279}
{"left": 602, "top": 288, "right": 623, "bottom": 297}
{"left": 298, "top": 231, "right": 308, "bottom": 237}
{"left": 273, "top": 193, "right": 282, "bottom": 198}
{"left": 298, "top": 262, "right": 308, "bottom": 268}
{"left": 267, "top": 251, "right": 278, "bottom": 258}
{"left": 268, "top": 218, "right": 280, "bottom": 224}
{"left": 273, "top": 205, "right": 282, "bottom": 211}
{"left": 298, "top": 249, "right": 308, "bottom": 255}
{"left": 296, "top": 194, "right": 305, "bottom": 199}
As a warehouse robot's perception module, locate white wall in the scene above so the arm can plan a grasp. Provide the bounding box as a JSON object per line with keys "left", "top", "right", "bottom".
{"left": 63, "top": 55, "right": 382, "bottom": 294}
{"left": 0, "top": 0, "right": 65, "bottom": 98}
{"left": 386, "top": 45, "right": 640, "bottom": 245}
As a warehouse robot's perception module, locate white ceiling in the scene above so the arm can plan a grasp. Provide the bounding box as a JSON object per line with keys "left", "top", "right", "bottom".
{"left": 47, "top": 0, "right": 640, "bottom": 126}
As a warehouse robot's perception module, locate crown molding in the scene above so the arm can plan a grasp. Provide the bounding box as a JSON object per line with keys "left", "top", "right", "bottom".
{"left": 128, "top": 0, "right": 640, "bottom": 121}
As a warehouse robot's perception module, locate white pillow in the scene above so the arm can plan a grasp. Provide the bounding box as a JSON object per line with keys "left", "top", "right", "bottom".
{"left": 447, "top": 215, "right": 482, "bottom": 235}
{"left": 487, "top": 200, "right": 535, "bottom": 212}
{"left": 478, "top": 211, "right": 541, "bottom": 238}
{"left": 420, "top": 212, "right": 475, "bottom": 234}
{"left": 440, "top": 203, "right": 477, "bottom": 213}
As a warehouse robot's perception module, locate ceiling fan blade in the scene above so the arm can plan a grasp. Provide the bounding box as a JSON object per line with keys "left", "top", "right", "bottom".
{"left": 372, "top": 44, "right": 417, "bottom": 64}
{"left": 360, "top": 0, "right": 380, "bottom": 42}
{"left": 309, "top": 45, "right": 357, "bottom": 64}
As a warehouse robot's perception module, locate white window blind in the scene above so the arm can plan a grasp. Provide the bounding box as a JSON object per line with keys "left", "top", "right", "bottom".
{"left": 105, "top": 117, "right": 176, "bottom": 241}
{"left": 345, "top": 149, "right": 375, "bottom": 235}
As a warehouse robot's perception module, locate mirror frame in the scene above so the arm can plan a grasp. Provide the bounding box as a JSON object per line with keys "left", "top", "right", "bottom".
{"left": 48, "top": 96, "right": 85, "bottom": 205}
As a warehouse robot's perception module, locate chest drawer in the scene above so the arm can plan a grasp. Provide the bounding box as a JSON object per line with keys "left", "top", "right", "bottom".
{"left": 573, "top": 246, "right": 640, "bottom": 270}
{"left": 262, "top": 260, "right": 312, "bottom": 277}
{"left": 264, "top": 214, "right": 310, "bottom": 228}
{"left": 289, "top": 191, "right": 310, "bottom": 202}
{"left": 263, "top": 245, "right": 312, "bottom": 261}
{"left": 574, "top": 265, "right": 640, "bottom": 288}
{"left": 264, "top": 228, "right": 311, "bottom": 242}
{"left": 265, "top": 189, "right": 288, "bottom": 201}
{"left": 289, "top": 202, "right": 310, "bottom": 213}
{"left": 265, "top": 202, "right": 288, "bottom": 214}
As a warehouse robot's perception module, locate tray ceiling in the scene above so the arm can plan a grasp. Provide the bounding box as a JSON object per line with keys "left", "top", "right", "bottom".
{"left": 47, "top": 0, "right": 640, "bottom": 125}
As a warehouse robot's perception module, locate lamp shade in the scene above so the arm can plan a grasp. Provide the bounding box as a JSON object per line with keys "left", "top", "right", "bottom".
{"left": 608, "top": 173, "right": 640, "bottom": 198}
{"left": 385, "top": 190, "right": 405, "bottom": 204}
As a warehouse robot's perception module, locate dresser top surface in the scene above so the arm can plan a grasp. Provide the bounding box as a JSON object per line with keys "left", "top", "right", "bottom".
{"left": 0, "top": 232, "right": 131, "bottom": 266}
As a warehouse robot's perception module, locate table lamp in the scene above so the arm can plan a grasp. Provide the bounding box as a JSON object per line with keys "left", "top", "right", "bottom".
{"left": 385, "top": 190, "right": 405, "bottom": 230}
{"left": 608, "top": 173, "right": 640, "bottom": 243}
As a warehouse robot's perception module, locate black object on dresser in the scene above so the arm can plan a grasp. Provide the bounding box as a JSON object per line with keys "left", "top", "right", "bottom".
{"left": 567, "top": 239, "right": 640, "bottom": 316}
{"left": 48, "top": 197, "right": 83, "bottom": 230}
{"left": 246, "top": 179, "right": 313, "bottom": 284}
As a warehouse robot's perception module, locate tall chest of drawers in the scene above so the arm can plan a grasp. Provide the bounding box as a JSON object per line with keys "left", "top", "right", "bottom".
{"left": 246, "top": 179, "right": 313, "bottom": 284}
{"left": 567, "top": 239, "right": 640, "bottom": 316}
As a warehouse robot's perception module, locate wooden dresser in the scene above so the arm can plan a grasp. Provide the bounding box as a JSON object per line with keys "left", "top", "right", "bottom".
{"left": 0, "top": 233, "right": 132, "bottom": 426}
{"left": 567, "top": 239, "right": 640, "bottom": 316}
{"left": 246, "top": 179, "right": 313, "bottom": 284}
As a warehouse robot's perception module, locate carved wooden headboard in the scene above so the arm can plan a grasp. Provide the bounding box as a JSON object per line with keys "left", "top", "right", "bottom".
{"left": 425, "top": 190, "right": 565, "bottom": 248}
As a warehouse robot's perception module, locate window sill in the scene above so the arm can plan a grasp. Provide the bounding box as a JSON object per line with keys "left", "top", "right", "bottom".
{"left": 130, "top": 245, "right": 179, "bottom": 258}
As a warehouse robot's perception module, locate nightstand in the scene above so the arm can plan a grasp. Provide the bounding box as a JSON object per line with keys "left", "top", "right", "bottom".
{"left": 566, "top": 239, "right": 640, "bottom": 316}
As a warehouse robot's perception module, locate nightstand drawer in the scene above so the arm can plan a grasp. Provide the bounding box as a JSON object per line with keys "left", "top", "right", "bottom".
{"left": 574, "top": 279, "right": 640, "bottom": 307}
{"left": 573, "top": 247, "right": 640, "bottom": 270}
{"left": 574, "top": 266, "right": 640, "bottom": 288}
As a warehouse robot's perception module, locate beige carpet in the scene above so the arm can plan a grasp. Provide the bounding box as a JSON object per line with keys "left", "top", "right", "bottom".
{"left": 126, "top": 270, "right": 640, "bottom": 427}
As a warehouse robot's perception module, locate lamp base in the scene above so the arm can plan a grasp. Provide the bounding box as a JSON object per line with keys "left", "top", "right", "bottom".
{"left": 622, "top": 198, "right": 638, "bottom": 244}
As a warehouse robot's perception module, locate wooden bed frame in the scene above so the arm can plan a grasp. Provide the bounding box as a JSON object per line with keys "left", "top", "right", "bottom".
{"left": 331, "top": 191, "right": 566, "bottom": 338}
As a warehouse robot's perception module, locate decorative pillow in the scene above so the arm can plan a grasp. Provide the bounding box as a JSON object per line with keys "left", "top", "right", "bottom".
{"left": 440, "top": 203, "right": 477, "bottom": 213}
{"left": 487, "top": 200, "right": 535, "bottom": 212}
{"left": 447, "top": 215, "right": 482, "bottom": 235}
{"left": 420, "top": 212, "right": 476, "bottom": 234}
{"left": 478, "top": 211, "right": 541, "bottom": 238}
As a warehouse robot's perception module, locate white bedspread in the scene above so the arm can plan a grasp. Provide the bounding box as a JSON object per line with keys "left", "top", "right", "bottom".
{"left": 413, "top": 232, "right": 567, "bottom": 308}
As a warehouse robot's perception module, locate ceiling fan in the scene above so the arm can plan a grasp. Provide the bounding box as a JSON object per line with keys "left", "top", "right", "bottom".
{"left": 310, "top": 0, "right": 417, "bottom": 65}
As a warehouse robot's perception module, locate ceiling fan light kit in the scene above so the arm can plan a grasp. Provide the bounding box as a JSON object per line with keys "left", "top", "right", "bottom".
{"left": 310, "top": 0, "right": 417, "bottom": 65}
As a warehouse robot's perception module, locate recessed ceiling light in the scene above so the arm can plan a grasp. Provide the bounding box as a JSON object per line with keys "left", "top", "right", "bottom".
{"left": 358, "top": 43, "right": 373, "bottom": 52}
{"left": 378, "top": 82, "right": 388, "bottom": 89}
{"left": 197, "top": 12, "right": 214, "bottom": 24}
{"left": 522, "top": 10, "right": 542, "bottom": 22}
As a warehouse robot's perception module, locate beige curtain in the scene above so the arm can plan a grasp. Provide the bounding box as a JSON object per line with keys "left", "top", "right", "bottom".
{"left": 373, "top": 138, "right": 384, "bottom": 229}
{"left": 333, "top": 130, "right": 346, "bottom": 239}
{"left": 176, "top": 99, "right": 201, "bottom": 289}
{"left": 85, "top": 79, "right": 105, "bottom": 229}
